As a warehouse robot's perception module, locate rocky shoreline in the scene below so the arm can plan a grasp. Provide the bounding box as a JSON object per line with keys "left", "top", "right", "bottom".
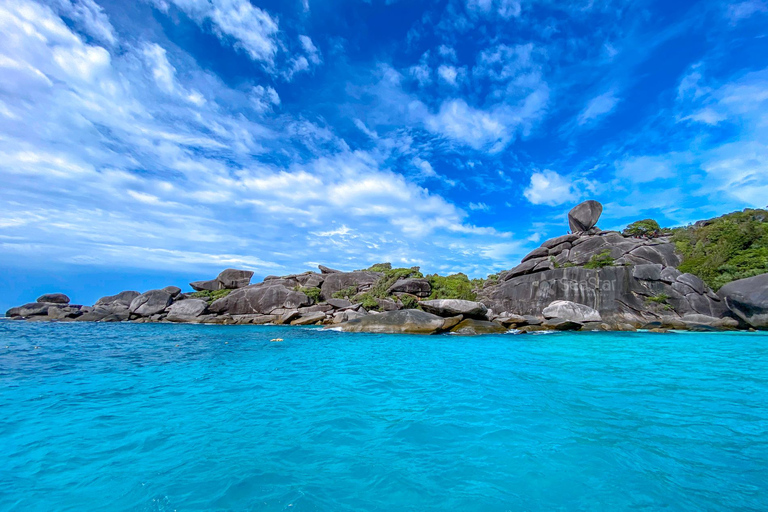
{"left": 6, "top": 201, "right": 768, "bottom": 334}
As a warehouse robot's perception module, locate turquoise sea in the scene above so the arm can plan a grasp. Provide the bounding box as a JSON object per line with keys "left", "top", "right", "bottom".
{"left": 0, "top": 321, "right": 766, "bottom": 511}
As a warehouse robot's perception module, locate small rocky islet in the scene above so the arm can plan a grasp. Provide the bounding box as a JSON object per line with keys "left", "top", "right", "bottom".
{"left": 6, "top": 200, "right": 768, "bottom": 334}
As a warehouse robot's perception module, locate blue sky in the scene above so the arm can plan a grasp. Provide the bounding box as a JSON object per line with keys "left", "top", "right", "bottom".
{"left": 1, "top": 0, "right": 767, "bottom": 309}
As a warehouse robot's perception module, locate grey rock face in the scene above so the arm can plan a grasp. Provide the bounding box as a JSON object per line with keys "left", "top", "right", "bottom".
{"left": 296, "top": 272, "right": 324, "bottom": 288}
{"left": 450, "top": 318, "right": 506, "bottom": 335}
{"left": 291, "top": 312, "right": 326, "bottom": 325}
{"left": 387, "top": 278, "right": 431, "bottom": 298}
{"left": 376, "top": 298, "right": 401, "bottom": 311}
{"left": 718, "top": 273, "right": 768, "bottom": 329}
{"left": 632, "top": 264, "right": 663, "bottom": 281}
{"left": 166, "top": 299, "right": 208, "bottom": 322}
{"left": 217, "top": 268, "right": 254, "bottom": 289}
{"left": 334, "top": 309, "right": 448, "bottom": 335}
{"left": 327, "top": 298, "right": 353, "bottom": 309}
{"left": 320, "top": 271, "right": 383, "bottom": 299}
{"left": 189, "top": 279, "right": 222, "bottom": 292}
{"left": 542, "top": 234, "right": 579, "bottom": 249}
{"left": 568, "top": 200, "right": 603, "bottom": 233}
{"left": 189, "top": 268, "right": 254, "bottom": 292}
{"left": 76, "top": 304, "right": 130, "bottom": 322}
{"left": 542, "top": 318, "right": 584, "bottom": 331}
{"left": 96, "top": 291, "right": 140, "bottom": 307}
{"left": 47, "top": 305, "right": 83, "bottom": 320}
{"left": 542, "top": 300, "right": 602, "bottom": 323}
{"left": 420, "top": 299, "right": 488, "bottom": 319}
{"left": 319, "top": 265, "right": 342, "bottom": 274}
{"left": 162, "top": 286, "right": 182, "bottom": 298}
{"left": 677, "top": 273, "right": 707, "bottom": 295}
{"left": 521, "top": 247, "right": 549, "bottom": 262}
{"left": 36, "top": 293, "right": 70, "bottom": 304}
{"left": 479, "top": 266, "right": 726, "bottom": 325}
{"left": 209, "top": 284, "right": 311, "bottom": 315}
{"left": 7, "top": 302, "right": 51, "bottom": 317}
{"left": 129, "top": 290, "right": 174, "bottom": 317}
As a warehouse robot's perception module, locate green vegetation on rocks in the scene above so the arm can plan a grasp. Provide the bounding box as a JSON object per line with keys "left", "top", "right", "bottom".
{"left": 399, "top": 295, "right": 420, "bottom": 310}
{"left": 584, "top": 250, "right": 615, "bottom": 269}
{"left": 365, "top": 263, "right": 393, "bottom": 272}
{"left": 623, "top": 219, "right": 663, "bottom": 238}
{"left": 646, "top": 293, "right": 673, "bottom": 310}
{"left": 427, "top": 273, "right": 477, "bottom": 301}
{"left": 332, "top": 286, "right": 359, "bottom": 300}
{"left": 357, "top": 293, "right": 380, "bottom": 311}
{"left": 672, "top": 208, "right": 768, "bottom": 290}
{"left": 367, "top": 267, "right": 423, "bottom": 298}
{"left": 189, "top": 289, "right": 231, "bottom": 303}
{"left": 300, "top": 286, "right": 321, "bottom": 303}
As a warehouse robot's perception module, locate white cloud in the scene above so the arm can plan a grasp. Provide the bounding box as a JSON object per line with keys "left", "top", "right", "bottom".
{"left": 426, "top": 99, "right": 507, "bottom": 150}
{"left": 469, "top": 202, "right": 490, "bottom": 211}
{"left": 727, "top": 1, "right": 767, "bottom": 23}
{"left": 142, "top": 43, "right": 176, "bottom": 94}
{"left": 523, "top": 170, "right": 580, "bottom": 206}
{"left": 54, "top": 0, "right": 117, "bottom": 45}
{"left": 299, "top": 35, "right": 321, "bottom": 65}
{"left": 0, "top": 1, "right": 516, "bottom": 277}
{"left": 409, "top": 52, "right": 432, "bottom": 86}
{"left": 154, "top": 0, "right": 279, "bottom": 64}
{"left": 466, "top": 0, "right": 521, "bottom": 19}
{"left": 683, "top": 108, "right": 726, "bottom": 125}
{"left": 438, "top": 44, "right": 457, "bottom": 61}
{"left": 614, "top": 155, "right": 675, "bottom": 183}
{"left": 578, "top": 90, "right": 620, "bottom": 125}
{"left": 251, "top": 85, "right": 280, "bottom": 112}
{"left": 437, "top": 65, "right": 460, "bottom": 85}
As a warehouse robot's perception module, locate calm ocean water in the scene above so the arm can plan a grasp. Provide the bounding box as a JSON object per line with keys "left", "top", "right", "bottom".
{"left": 0, "top": 321, "right": 766, "bottom": 511}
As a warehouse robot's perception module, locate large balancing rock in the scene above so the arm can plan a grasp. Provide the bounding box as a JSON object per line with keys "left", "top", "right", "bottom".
{"left": 568, "top": 200, "right": 603, "bottom": 233}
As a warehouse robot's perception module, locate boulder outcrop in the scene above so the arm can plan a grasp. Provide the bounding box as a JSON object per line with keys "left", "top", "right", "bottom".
{"left": 320, "top": 271, "right": 383, "bottom": 299}
{"left": 718, "top": 274, "right": 768, "bottom": 329}
{"left": 36, "top": 293, "right": 70, "bottom": 304}
{"left": 166, "top": 299, "right": 208, "bottom": 322}
{"left": 96, "top": 291, "right": 140, "bottom": 307}
{"left": 450, "top": 319, "right": 506, "bottom": 335}
{"left": 190, "top": 268, "right": 254, "bottom": 291}
{"left": 543, "top": 300, "right": 602, "bottom": 323}
{"left": 420, "top": 299, "right": 488, "bottom": 319}
{"left": 481, "top": 199, "right": 732, "bottom": 328}
{"left": 481, "top": 266, "right": 729, "bottom": 326}
{"left": 209, "top": 284, "right": 311, "bottom": 316}
{"left": 129, "top": 290, "right": 174, "bottom": 317}
{"left": 334, "top": 309, "right": 449, "bottom": 334}
{"left": 387, "top": 278, "right": 431, "bottom": 297}
{"left": 5, "top": 199, "right": 764, "bottom": 333}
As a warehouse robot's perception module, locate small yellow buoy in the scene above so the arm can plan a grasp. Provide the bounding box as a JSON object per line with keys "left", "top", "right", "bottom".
{"left": 270, "top": 338, "right": 283, "bottom": 342}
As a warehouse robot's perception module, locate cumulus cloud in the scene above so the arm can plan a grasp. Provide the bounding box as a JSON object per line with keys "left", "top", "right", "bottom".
{"left": 0, "top": 0, "right": 513, "bottom": 276}
{"left": 523, "top": 170, "right": 580, "bottom": 206}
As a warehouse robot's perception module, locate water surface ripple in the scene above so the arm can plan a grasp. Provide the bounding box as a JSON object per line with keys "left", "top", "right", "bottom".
{"left": 1, "top": 322, "right": 766, "bottom": 511}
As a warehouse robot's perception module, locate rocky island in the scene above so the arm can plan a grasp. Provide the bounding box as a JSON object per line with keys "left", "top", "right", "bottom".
{"left": 6, "top": 201, "right": 768, "bottom": 334}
